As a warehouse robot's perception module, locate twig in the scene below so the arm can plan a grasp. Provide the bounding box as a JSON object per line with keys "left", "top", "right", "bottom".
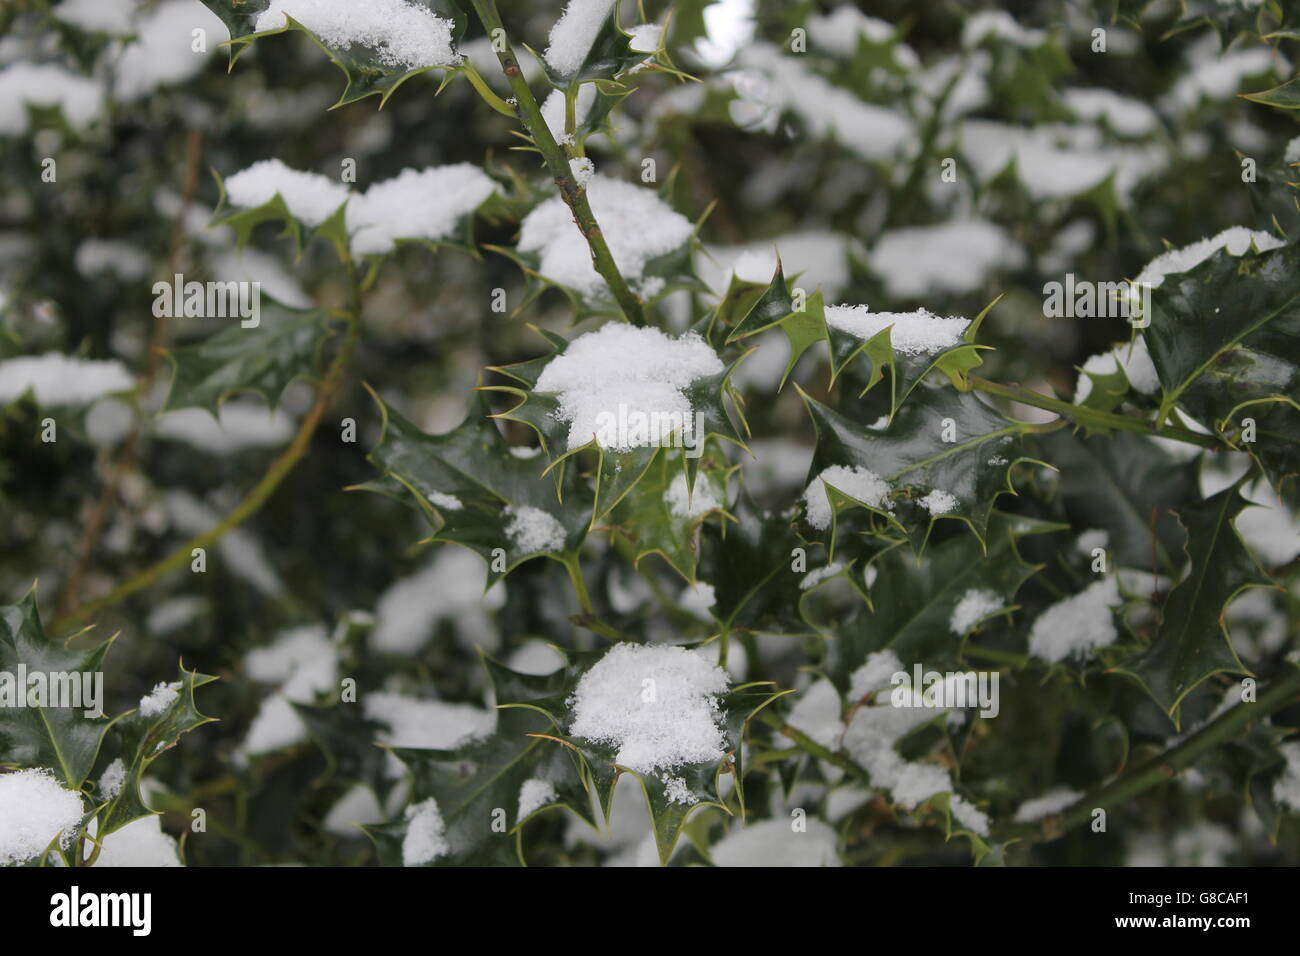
{"left": 467, "top": 0, "right": 648, "bottom": 325}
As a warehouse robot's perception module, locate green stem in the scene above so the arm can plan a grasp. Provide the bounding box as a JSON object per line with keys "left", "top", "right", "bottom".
{"left": 54, "top": 315, "right": 360, "bottom": 632}
{"left": 468, "top": 0, "right": 647, "bottom": 326}
{"left": 995, "top": 667, "right": 1300, "bottom": 846}
{"left": 561, "top": 554, "right": 595, "bottom": 616}
{"left": 969, "top": 376, "right": 1221, "bottom": 449}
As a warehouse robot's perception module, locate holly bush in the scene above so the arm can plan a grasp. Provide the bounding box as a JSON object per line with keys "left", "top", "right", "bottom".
{"left": 1, "top": 0, "right": 1299, "bottom": 868}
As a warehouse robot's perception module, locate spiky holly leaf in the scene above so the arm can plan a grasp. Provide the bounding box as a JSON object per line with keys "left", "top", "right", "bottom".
{"left": 719, "top": 262, "right": 828, "bottom": 389}
{"left": 364, "top": 652, "right": 594, "bottom": 866}
{"left": 823, "top": 513, "right": 1061, "bottom": 689}
{"left": 609, "top": 452, "right": 732, "bottom": 583}
{"left": 292, "top": 701, "right": 398, "bottom": 805}
{"left": 1117, "top": 486, "right": 1273, "bottom": 720}
{"left": 163, "top": 299, "right": 337, "bottom": 414}
{"left": 494, "top": 644, "right": 783, "bottom": 864}
{"left": 1168, "top": 0, "right": 1275, "bottom": 42}
{"left": 0, "top": 591, "right": 112, "bottom": 788}
{"left": 200, "top": 0, "right": 469, "bottom": 109}
{"left": 96, "top": 663, "right": 217, "bottom": 835}
{"left": 825, "top": 298, "right": 997, "bottom": 425}
{"left": 1034, "top": 429, "right": 1200, "bottom": 574}
{"left": 535, "top": 6, "right": 642, "bottom": 89}
{"left": 488, "top": 325, "right": 746, "bottom": 526}
{"left": 1145, "top": 239, "right": 1297, "bottom": 430}
{"left": 362, "top": 390, "right": 593, "bottom": 583}
{"left": 697, "top": 486, "right": 818, "bottom": 637}
{"left": 801, "top": 384, "right": 1037, "bottom": 554}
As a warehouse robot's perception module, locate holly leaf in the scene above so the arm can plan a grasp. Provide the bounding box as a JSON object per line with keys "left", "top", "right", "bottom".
{"left": 201, "top": 0, "right": 469, "bottom": 109}
{"left": 801, "top": 384, "right": 1037, "bottom": 553}
{"left": 1118, "top": 486, "right": 1274, "bottom": 720}
{"left": 609, "top": 452, "right": 732, "bottom": 583}
{"left": 96, "top": 663, "right": 217, "bottom": 836}
{"left": 697, "top": 486, "right": 818, "bottom": 637}
{"left": 487, "top": 326, "right": 745, "bottom": 526}
{"left": 0, "top": 590, "right": 113, "bottom": 789}
{"left": 823, "top": 513, "right": 1060, "bottom": 688}
{"left": 1034, "top": 429, "right": 1200, "bottom": 574}
{"left": 1144, "top": 239, "right": 1297, "bottom": 429}
{"left": 365, "top": 653, "right": 595, "bottom": 866}
{"left": 720, "top": 261, "right": 828, "bottom": 389}
{"left": 536, "top": 7, "right": 642, "bottom": 88}
{"left": 362, "top": 389, "right": 593, "bottom": 582}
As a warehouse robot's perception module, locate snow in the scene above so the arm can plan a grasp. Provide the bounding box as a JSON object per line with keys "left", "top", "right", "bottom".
{"left": 849, "top": 649, "right": 903, "bottom": 700}
{"left": 0, "top": 63, "right": 103, "bottom": 135}
{"left": 255, "top": 0, "right": 461, "bottom": 70}
{"left": 155, "top": 403, "right": 296, "bottom": 454}
{"left": 114, "top": 0, "right": 227, "bottom": 100}
{"left": 1236, "top": 481, "right": 1300, "bottom": 566}
{"left": 962, "top": 11, "right": 1046, "bottom": 48}
{"left": 825, "top": 304, "right": 970, "bottom": 356}
{"left": 808, "top": 8, "right": 905, "bottom": 59}
{"left": 960, "top": 120, "right": 1167, "bottom": 201}
{"left": 918, "top": 489, "right": 958, "bottom": 516}
{"left": 568, "top": 643, "right": 729, "bottom": 776}
{"left": 244, "top": 625, "right": 337, "bottom": 701}
{"left": 569, "top": 156, "right": 595, "bottom": 190}
{"left": 323, "top": 784, "right": 384, "bottom": 836}
{"left": 663, "top": 774, "right": 697, "bottom": 806}
{"left": 0, "top": 354, "right": 132, "bottom": 407}
{"left": 0, "top": 769, "right": 84, "bottom": 866}
{"left": 732, "top": 44, "right": 912, "bottom": 162}
{"left": 348, "top": 164, "right": 495, "bottom": 255}
{"left": 1287, "top": 135, "right": 1300, "bottom": 164}
{"left": 1073, "top": 338, "right": 1160, "bottom": 402}
{"left": 679, "top": 581, "right": 717, "bottom": 619}
{"left": 544, "top": 0, "right": 617, "bottom": 76}
{"left": 540, "top": 84, "right": 596, "bottom": 140}
{"left": 1275, "top": 742, "right": 1300, "bottom": 811}
{"left": 402, "top": 797, "right": 449, "bottom": 865}
{"left": 139, "top": 681, "right": 182, "bottom": 718}
{"left": 99, "top": 759, "right": 127, "bottom": 799}
{"left": 1027, "top": 577, "right": 1120, "bottom": 663}
{"left": 533, "top": 323, "right": 722, "bottom": 452}
{"left": 1077, "top": 529, "right": 1110, "bottom": 555}
{"left": 710, "top": 818, "right": 840, "bottom": 866}
{"left": 869, "top": 220, "right": 1026, "bottom": 300}
{"left": 224, "top": 158, "right": 351, "bottom": 227}
{"left": 628, "top": 24, "right": 663, "bottom": 54}
{"left": 506, "top": 641, "right": 565, "bottom": 676}
{"left": 75, "top": 240, "right": 151, "bottom": 281}
{"left": 1134, "top": 226, "right": 1285, "bottom": 288}
{"left": 371, "top": 548, "right": 504, "bottom": 654}
{"left": 427, "top": 492, "right": 462, "bottom": 511}
{"left": 517, "top": 174, "right": 694, "bottom": 296}
{"left": 1163, "top": 47, "right": 1280, "bottom": 113}
{"left": 94, "top": 815, "right": 181, "bottom": 867}
{"left": 1013, "top": 787, "right": 1082, "bottom": 822}
{"left": 699, "top": 232, "right": 853, "bottom": 298}
{"left": 842, "top": 695, "right": 989, "bottom": 835}
{"left": 666, "top": 473, "right": 722, "bottom": 520}
{"left": 364, "top": 691, "right": 496, "bottom": 751}
{"left": 800, "top": 562, "right": 845, "bottom": 591}
{"left": 518, "top": 779, "right": 558, "bottom": 819}
{"left": 786, "top": 679, "right": 844, "bottom": 750}
{"left": 1062, "top": 88, "right": 1158, "bottom": 137}
{"left": 57, "top": 0, "right": 136, "bottom": 33}
{"left": 950, "top": 589, "right": 1003, "bottom": 635}
{"left": 504, "top": 505, "right": 568, "bottom": 554}
{"left": 803, "top": 465, "right": 892, "bottom": 530}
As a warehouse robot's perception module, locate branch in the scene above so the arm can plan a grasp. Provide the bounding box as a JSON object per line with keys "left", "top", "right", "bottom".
{"left": 995, "top": 666, "right": 1300, "bottom": 845}
{"left": 59, "top": 130, "right": 204, "bottom": 617}
{"left": 467, "top": 0, "right": 648, "bottom": 325}
{"left": 969, "top": 376, "right": 1222, "bottom": 449}
{"left": 53, "top": 314, "right": 359, "bottom": 633}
